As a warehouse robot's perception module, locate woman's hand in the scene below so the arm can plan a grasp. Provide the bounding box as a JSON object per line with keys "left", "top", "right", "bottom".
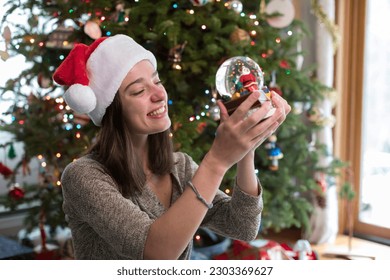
{"left": 205, "top": 90, "right": 290, "bottom": 172}
{"left": 251, "top": 90, "right": 291, "bottom": 150}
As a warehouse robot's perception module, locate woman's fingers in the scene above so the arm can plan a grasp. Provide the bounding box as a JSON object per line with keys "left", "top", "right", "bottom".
{"left": 230, "top": 91, "right": 261, "bottom": 123}
{"left": 216, "top": 99, "right": 228, "bottom": 123}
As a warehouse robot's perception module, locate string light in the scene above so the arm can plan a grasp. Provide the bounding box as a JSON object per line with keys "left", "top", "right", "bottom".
{"left": 56, "top": 153, "right": 61, "bottom": 158}
{"left": 64, "top": 123, "right": 73, "bottom": 130}
{"left": 275, "top": 37, "right": 281, "bottom": 44}
{"left": 173, "top": 64, "right": 182, "bottom": 70}
{"left": 225, "top": 188, "right": 231, "bottom": 194}
{"left": 56, "top": 181, "right": 61, "bottom": 186}
{"left": 201, "top": 25, "right": 207, "bottom": 30}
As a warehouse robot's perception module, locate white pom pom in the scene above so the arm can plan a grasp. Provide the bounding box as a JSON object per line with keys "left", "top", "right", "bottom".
{"left": 64, "top": 84, "right": 97, "bottom": 114}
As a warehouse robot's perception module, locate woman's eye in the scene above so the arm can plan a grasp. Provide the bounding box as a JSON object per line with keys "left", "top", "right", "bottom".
{"left": 155, "top": 80, "right": 163, "bottom": 85}
{"left": 131, "top": 89, "right": 144, "bottom": 96}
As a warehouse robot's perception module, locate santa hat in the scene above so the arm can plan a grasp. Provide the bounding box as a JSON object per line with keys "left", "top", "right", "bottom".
{"left": 53, "top": 34, "right": 157, "bottom": 126}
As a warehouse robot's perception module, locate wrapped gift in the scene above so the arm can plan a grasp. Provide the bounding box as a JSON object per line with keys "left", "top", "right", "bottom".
{"left": 213, "top": 239, "right": 318, "bottom": 260}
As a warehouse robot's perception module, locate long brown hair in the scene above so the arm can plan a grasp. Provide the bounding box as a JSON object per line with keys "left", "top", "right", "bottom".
{"left": 88, "top": 92, "right": 174, "bottom": 198}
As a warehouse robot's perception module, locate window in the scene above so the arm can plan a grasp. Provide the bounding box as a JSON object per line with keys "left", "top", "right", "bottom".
{"left": 335, "top": 0, "right": 390, "bottom": 242}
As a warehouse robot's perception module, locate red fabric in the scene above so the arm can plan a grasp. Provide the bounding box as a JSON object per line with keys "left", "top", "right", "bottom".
{"left": 52, "top": 37, "right": 108, "bottom": 86}
{"left": 213, "top": 240, "right": 318, "bottom": 260}
{"left": 280, "top": 243, "right": 317, "bottom": 260}
{"left": 213, "top": 240, "right": 279, "bottom": 260}
{"left": 0, "top": 162, "right": 13, "bottom": 178}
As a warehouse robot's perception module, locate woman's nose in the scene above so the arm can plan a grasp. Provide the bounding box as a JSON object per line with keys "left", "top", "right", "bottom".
{"left": 150, "top": 84, "right": 166, "bottom": 102}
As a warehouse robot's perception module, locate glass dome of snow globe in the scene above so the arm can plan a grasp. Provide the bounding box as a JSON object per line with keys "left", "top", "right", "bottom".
{"left": 215, "top": 56, "right": 272, "bottom": 116}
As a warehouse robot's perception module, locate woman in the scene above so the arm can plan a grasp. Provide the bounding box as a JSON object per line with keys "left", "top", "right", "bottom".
{"left": 53, "top": 34, "right": 290, "bottom": 260}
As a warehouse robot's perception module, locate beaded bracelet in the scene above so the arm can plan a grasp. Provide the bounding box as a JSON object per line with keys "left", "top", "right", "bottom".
{"left": 187, "top": 180, "right": 213, "bottom": 209}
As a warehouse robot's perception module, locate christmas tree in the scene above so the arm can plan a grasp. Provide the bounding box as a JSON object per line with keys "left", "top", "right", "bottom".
{"left": 0, "top": 0, "right": 342, "bottom": 239}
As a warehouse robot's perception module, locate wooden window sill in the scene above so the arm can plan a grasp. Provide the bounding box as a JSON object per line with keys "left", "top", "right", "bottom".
{"left": 260, "top": 229, "right": 390, "bottom": 260}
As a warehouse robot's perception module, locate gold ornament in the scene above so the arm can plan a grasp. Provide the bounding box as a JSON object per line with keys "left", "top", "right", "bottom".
{"left": 229, "top": 27, "right": 250, "bottom": 44}
{"left": 232, "top": 92, "right": 241, "bottom": 100}
{"left": 168, "top": 41, "right": 187, "bottom": 70}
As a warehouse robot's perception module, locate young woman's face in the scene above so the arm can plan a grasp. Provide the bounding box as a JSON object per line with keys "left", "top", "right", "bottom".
{"left": 118, "top": 60, "right": 171, "bottom": 135}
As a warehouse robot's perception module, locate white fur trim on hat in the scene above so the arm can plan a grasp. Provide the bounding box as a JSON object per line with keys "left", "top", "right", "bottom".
{"left": 64, "top": 84, "right": 97, "bottom": 114}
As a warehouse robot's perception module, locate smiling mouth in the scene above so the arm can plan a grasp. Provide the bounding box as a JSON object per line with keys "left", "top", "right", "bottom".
{"left": 147, "top": 106, "right": 166, "bottom": 117}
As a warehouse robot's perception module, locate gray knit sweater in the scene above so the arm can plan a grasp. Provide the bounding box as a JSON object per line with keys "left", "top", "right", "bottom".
{"left": 61, "top": 152, "right": 263, "bottom": 259}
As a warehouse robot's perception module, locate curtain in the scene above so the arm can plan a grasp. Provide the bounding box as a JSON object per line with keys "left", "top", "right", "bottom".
{"left": 304, "top": 0, "right": 339, "bottom": 244}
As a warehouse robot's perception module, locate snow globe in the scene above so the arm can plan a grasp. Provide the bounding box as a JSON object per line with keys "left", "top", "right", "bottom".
{"left": 215, "top": 56, "right": 275, "bottom": 117}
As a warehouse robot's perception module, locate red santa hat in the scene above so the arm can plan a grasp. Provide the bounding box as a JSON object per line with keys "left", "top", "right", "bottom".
{"left": 53, "top": 34, "right": 157, "bottom": 126}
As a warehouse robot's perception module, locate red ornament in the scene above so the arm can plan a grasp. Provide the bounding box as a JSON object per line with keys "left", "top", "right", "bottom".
{"left": 269, "top": 86, "right": 283, "bottom": 96}
{"left": 8, "top": 184, "right": 25, "bottom": 200}
{"left": 279, "top": 60, "right": 290, "bottom": 69}
{"left": 196, "top": 122, "right": 207, "bottom": 134}
{"left": 0, "top": 162, "right": 13, "bottom": 178}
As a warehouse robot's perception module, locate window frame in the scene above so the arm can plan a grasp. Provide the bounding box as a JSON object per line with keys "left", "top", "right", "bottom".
{"left": 335, "top": 0, "right": 390, "bottom": 241}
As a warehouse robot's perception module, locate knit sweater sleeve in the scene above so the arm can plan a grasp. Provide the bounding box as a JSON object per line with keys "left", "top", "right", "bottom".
{"left": 201, "top": 178, "right": 263, "bottom": 241}
{"left": 61, "top": 157, "right": 153, "bottom": 259}
{"left": 179, "top": 153, "right": 263, "bottom": 241}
